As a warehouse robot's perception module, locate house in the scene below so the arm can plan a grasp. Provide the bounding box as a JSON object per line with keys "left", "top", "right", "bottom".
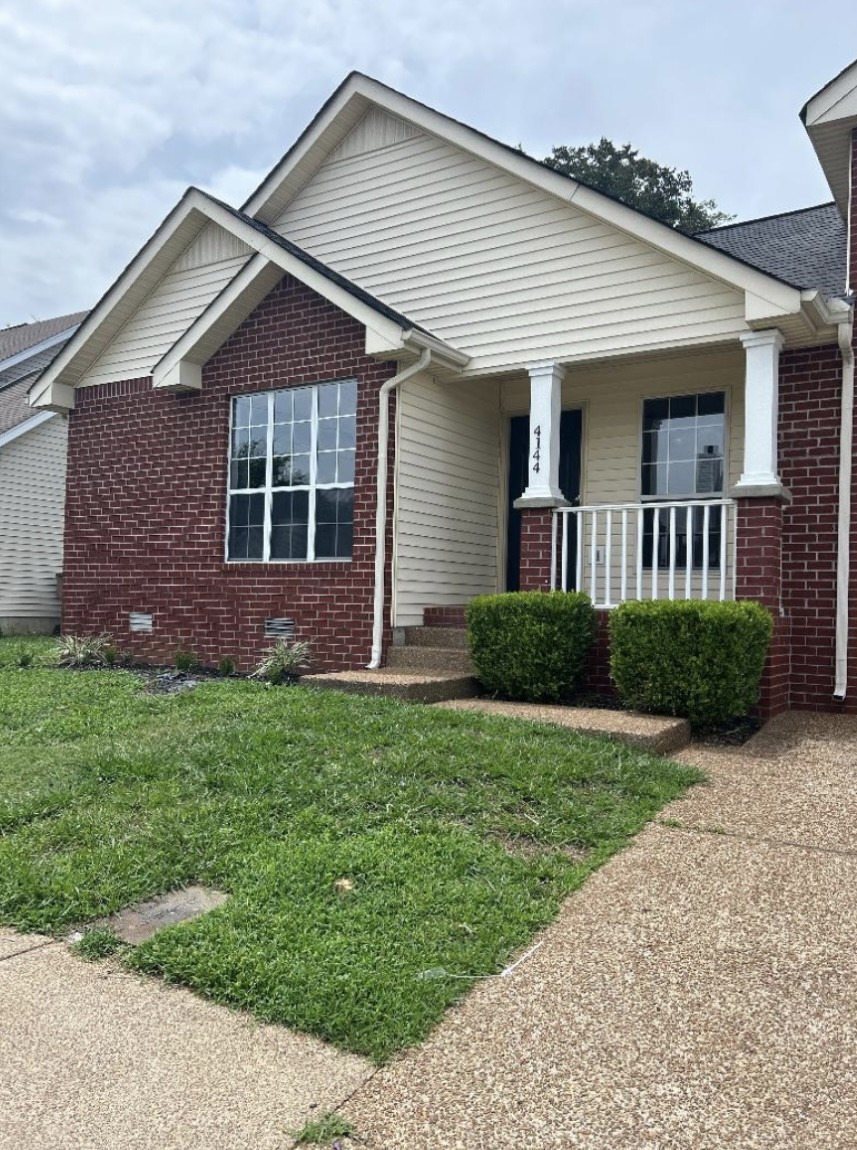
{"left": 0, "top": 312, "right": 86, "bottom": 634}
{"left": 27, "top": 60, "right": 857, "bottom": 714}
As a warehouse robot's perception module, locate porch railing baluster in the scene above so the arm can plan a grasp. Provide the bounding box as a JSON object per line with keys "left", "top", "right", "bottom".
{"left": 549, "top": 498, "right": 735, "bottom": 610}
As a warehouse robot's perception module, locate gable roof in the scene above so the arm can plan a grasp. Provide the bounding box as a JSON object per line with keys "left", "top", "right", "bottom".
{"left": 801, "top": 57, "right": 857, "bottom": 214}
{"left": 697, "top": 203, "right": 848, "bottom": 301}
{"left": 30, "top": 189, "right": 462, "bottom": 411}
{"left": 243, "top": 72, "right": 811, "bottom": 313}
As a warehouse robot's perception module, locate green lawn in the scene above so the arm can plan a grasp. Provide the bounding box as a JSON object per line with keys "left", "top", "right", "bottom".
{"left": 0, "top": 637, "right": 701, "bottom": 1061}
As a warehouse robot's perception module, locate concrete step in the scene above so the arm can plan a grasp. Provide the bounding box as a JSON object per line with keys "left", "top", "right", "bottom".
{"left": 403, "top": 626, "right": 469, "bottom": 650}
{"left": 387, "top": 645, "right": 474, "bottom": 673}
{"left": 303, "top": 669, "right": 478, "bottom": 704}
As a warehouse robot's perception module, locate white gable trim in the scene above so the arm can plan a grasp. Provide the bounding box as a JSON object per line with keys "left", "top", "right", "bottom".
{"left": 30, "top": 188, "right": 467, "bottom": 412}
{"left": 0, "top": 411, "right": 56, "bottom": 451}
{"left": 245, "top": 74, "right": 805, "bottom": 320}
{"left": 802, "top": 60, "right": 857, "bottom": 213}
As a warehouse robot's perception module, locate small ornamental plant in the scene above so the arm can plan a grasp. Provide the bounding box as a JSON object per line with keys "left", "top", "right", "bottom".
{"left": 251, "top": 638, "right": 312, "bottom": 685}
{"left": 55, "top": 633, "right": 112, "bottom": 668}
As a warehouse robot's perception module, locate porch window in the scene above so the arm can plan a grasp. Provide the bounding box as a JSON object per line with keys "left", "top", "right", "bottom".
{"left": 641, "top": 392, "right": 726, "bottom": 568}
{"left": 227, "top": 380, "right": 357, "bottom": 562}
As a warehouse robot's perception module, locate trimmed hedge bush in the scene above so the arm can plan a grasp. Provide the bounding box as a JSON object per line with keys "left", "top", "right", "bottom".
{"left": 608, "top": 599, "right": 773, "bottom": 725}
{"left": 466, "top": 591, "right": 596, "bottom": 703}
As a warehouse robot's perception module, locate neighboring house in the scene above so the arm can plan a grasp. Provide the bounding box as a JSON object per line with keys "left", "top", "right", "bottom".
{"left": 0, "top": 313, "right": 86, "bottom": 634}
{"left": 27, "top": 60, "right": 857, "bottom": 714}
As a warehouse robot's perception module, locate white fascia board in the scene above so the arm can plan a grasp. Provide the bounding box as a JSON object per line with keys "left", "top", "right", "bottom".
{"left": 803, "top": 61, "right": 857, "bottom": 127}
{"left": 28, "top": 191, "right": 212, "bottom": 411}
{"left": 0, "top": 325, "right": 80, "bottom": 376}
{"left": 0, "top": 411, "right": 56, "bottom": 450}
{"left": 246, "top": 74, "right": 804, "bottom": 318}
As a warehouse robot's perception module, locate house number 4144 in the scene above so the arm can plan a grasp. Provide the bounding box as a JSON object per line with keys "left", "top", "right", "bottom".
{"left": 532, "top": 424, "right": 541, "bottom": 473}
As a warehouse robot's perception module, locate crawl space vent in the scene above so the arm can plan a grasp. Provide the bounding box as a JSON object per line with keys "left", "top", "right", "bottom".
{"left": 264, "top": 617, "right": 296, "bottom": 639}
{"left": 129, "top": 612, "right": 153, "bottom": 634}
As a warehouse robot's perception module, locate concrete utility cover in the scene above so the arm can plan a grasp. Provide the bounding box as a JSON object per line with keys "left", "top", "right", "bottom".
{"left": 99, "top": 886, "right": 228, "bottom": 945}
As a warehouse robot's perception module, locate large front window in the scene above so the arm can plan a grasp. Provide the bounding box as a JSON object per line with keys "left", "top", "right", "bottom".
{"left": 227, "top": 380, "right": 357, "bottom": 562}
{"left": 641, "top": 391, "right": 726, "bottom": 568}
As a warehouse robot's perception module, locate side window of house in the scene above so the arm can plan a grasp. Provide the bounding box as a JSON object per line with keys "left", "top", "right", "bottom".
{"left": 640, "top": 392, "right": 726, "bottom": 568}
{"left": 227, "top": 380, "right": 357, "bottom": 562}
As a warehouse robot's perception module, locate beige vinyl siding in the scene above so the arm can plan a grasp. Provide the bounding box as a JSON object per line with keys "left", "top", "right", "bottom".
{"left": 502, "top": 348, "right": 744, "bottom": 602}
{"left": 79, "top": 224, "right": 251, "bottom": 388}
{"left": 394, "top": 375, "right": 502, "bottom": 625}
{"left": 0, "top": 416, "right": 67, "bottom": 624}
{"left": 276, "top": 132, "right": 747, "bottom": 373}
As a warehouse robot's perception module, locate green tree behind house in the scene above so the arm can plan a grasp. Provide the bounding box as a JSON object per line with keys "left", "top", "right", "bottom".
{"left": 542, "top": 138, "right": 732, "bottom": 233}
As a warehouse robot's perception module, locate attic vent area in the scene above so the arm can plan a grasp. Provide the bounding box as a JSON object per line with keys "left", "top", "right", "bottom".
{"left": 129, "top": 612, "right": 153, "bottom": 634}
{"left": 264, "top": 618, "right": 296, "bottom": 639}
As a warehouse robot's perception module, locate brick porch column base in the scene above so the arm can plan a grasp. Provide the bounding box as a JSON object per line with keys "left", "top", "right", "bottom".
{"left": 519, "top": 508, "right": 555, "bottom": 591}
{"left": 734, "top": 495, "right": 790, "bottom": 717}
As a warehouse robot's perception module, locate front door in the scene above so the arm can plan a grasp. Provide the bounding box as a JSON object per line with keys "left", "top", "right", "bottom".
{"left": 506, "top": 410, "right": 582, "bottom": 592}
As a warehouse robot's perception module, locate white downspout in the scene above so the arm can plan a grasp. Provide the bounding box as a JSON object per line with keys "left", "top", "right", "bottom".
{"left": 368, "top": 347, "right": 432, "bottom": 668}
{"left": 834, "top": 316, "right": 854, "bottom": 700}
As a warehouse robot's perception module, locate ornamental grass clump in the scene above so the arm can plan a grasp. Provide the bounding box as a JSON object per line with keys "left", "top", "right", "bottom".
{"left": 609, "top": 599, "right": 773, "bottom": 725}
{"left": 251, "top": 638, "right": 312, "bottom": 684}
{"left": 55, "top": 633, "right": 113, "bottom": 668}
{"left": 466, "top": 591, "right": 596, "bottom": 703}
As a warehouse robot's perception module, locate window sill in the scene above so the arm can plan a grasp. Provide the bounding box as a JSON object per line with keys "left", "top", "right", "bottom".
{"left": 224, "top": 558, "right": 353, "bottom": 566}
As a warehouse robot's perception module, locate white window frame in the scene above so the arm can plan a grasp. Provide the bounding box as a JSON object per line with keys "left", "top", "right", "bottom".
{"left": 638, "top": 387, "right": 730, "bottom": 503}
{"left": 225, "top": 379, "right": 356, "bottom": 564}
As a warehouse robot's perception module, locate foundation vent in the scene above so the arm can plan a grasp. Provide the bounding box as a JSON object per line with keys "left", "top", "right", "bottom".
{"left": 264, "top": 617, "right": 296, "bottom": 639}
{"left": 129, "top": 612, "right": 153, "bottom": 634}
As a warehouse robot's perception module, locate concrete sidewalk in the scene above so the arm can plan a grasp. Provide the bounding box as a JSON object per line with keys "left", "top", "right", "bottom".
{"left": 346, "top": 712, "right": 857, "bottom": 1149}
{"left": 0, "top": 932, "right": 372, "bottom": 1149}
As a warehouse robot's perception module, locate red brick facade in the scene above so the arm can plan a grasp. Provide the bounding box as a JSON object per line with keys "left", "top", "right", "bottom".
{"left": 518, "top": 509, "right": 555, "bottom": 591}
{"left": 63, "top": 275, "right": 396, "bottom": 672}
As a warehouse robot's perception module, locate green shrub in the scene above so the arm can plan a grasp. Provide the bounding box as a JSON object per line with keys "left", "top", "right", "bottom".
{"left": 466, "top": 592, "right": 596, "bottom": 703}
{"left": 608, "top": 599, "right": 773, "bottom": 725}
{"left": 218, "top": 656, "right": 235, "bottom": 677}
{"left": 15, "top": 645, "right": 34, "bottom": 669}
{"left": 174, "top": 648, "right": 198, "bottom": 673}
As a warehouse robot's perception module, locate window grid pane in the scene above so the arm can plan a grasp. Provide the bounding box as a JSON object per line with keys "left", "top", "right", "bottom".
{"left": 640, "top": 392, "right": 726, "bottom": 569}
{"left": 228, "top": 382, "right": 357, "bottom": 562}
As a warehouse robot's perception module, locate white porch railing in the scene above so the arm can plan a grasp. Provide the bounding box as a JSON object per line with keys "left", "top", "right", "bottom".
{"left": 550, "top": 498, "right": 736, "bottom": 608}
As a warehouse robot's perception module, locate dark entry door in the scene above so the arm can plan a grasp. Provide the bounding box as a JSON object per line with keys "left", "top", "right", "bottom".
{"left": 506, "top": 410, "right": 582, "bottom": 592}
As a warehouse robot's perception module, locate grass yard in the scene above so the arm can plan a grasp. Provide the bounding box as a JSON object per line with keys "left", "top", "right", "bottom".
{"left": 0, "top": 637, "right": 701, "bottom": 1061}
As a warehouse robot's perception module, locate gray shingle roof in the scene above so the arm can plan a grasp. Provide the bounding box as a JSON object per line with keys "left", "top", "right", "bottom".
{"left": 0, "top": 311, "right": 88, "bottom": 364}
{"left": 0, "top": 313, "right": 86, "bottom": 435}
{"left": 696, "top": 204, "right": 847, "bottom": 299}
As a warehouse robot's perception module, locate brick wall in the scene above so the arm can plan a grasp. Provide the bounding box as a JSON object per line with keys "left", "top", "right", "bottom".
{"left": 518, "top": 509, "right": 555, "bottom": 590}
{"left": 778, "top": 344, "right": 847, "bottom": 710}
{"left": 63, "top": 275, "right": 396, "bottom": 671}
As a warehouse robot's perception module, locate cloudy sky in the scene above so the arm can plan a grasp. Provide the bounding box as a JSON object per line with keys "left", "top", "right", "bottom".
{"left": 1, "top": 0, "right": 855, "bottom": 327}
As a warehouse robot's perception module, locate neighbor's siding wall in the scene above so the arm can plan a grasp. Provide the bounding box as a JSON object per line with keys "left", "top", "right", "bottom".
{"left": 64, "top": 276, "right": 395, "bottom": 671}
{"left": 394, "top": 377, "right": 501, "bottom": 626}
{"left": 78, "top": 224, "right": 252, "bottom": 388}
{"left": 0, "top": 416, "right": 66, "bottom": 627}
{"left": 275, "top": 123, "right": 747, "bottom": 373}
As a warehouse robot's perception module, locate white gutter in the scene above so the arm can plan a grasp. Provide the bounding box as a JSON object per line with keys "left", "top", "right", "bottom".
{"left": 834, "top": 315, "right": 855, "bottom": 700}
{"left": 368, "top": 347, "right": 432, "bottom": 668}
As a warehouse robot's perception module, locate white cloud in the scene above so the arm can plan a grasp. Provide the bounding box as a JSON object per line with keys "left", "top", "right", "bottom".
{"left": 0, "top": 0, "right": 853, "bottom": 323}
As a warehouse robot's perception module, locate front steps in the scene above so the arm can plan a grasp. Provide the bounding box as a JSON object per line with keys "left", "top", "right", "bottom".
{"left": 304, "top": 623, "right": 477, "bottom": 703}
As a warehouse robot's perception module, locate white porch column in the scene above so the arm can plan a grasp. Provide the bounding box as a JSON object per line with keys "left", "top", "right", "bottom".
{"left": 733, "top": 329, "right": 786, "bottom": 495}
{"left": 514, "top": 360, "right": 568, "bottom": 507}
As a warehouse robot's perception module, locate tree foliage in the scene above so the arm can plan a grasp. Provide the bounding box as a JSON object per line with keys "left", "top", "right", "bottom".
{"left": 542, "top": 138, "right": 732, "bottom": 233}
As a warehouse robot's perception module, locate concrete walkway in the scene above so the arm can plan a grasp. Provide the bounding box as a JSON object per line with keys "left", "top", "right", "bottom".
{"left": 0, "top": 933, "right": 372, "bottom": 1149}
{"left": 346, "top": 712, "right": 857, "bottom": 1149}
